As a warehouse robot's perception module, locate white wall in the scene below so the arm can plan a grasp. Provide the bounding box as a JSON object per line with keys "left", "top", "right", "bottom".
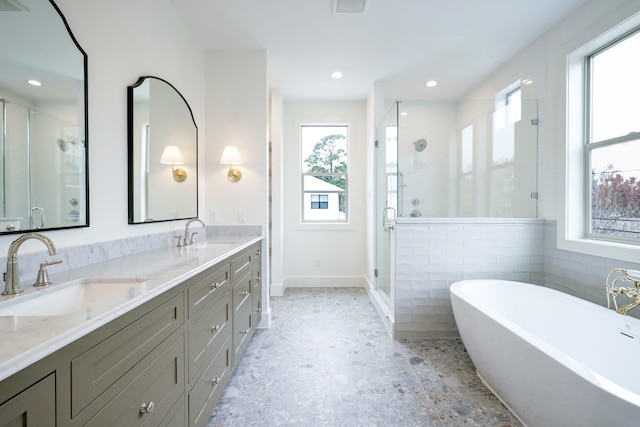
{"left": 279, "top": 101, "right": 367, "bottom": 290}
{"left": 0, "top": 0, "right": 207, "bottom": 254}
{"left": 204, "top": 50, "right": 269, "bottom": 229}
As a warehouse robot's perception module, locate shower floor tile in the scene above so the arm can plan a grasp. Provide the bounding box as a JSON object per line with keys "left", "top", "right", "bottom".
{"left": 207, "top": 288, "right": 522, "bottom": 427}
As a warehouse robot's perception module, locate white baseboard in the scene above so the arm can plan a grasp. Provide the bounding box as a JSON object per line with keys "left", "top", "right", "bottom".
{"left": 282, "top": 276, "right": 367, "bottom": 288}
{"left": 270, "top": 282, "right": 285, "bottom": 297}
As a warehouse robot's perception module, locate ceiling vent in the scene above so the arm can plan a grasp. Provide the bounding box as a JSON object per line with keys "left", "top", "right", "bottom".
{"left": 333, "top": 0, "right": 367, "bottom": 14}
{"left": 0, "top": 0, "right": 28, "bottom": 12}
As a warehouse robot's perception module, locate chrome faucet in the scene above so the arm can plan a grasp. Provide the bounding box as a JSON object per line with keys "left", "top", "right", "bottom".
{"left": 606, "top": 268, "right": 640, "bottom": 315}
{"left": 183, "top": 218, "right": 205, "bottom": 246}
{"left": 3, "top": 233, "right": 59, "bottom": 295}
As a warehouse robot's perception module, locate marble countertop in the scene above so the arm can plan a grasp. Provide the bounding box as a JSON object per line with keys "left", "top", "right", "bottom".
{"left": 0, "top": 235, "right": 261, "bottom": 382}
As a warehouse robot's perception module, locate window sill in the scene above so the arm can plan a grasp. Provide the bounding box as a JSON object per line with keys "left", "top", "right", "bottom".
{"left": 295, "top": 221, "right": 355, "bottom": 231}
{"left": 558, "top": 236, "right": 640, "bottom": 264}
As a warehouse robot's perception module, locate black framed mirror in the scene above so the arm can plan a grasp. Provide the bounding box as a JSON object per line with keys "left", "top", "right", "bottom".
{"left": 127, "top": 76, "right": 198, "bottom": 224}
{"left": 0, "top": 0, "right": 89, "bottom": 234}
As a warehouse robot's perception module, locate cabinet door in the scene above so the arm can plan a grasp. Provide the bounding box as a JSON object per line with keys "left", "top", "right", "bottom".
{"left": 0, "top": 374, "right": 55, "bottom": 427}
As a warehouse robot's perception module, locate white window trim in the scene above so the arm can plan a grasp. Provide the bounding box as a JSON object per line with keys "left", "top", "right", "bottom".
{"left": 560, "top": 11, "right": 640, "bottom": 263}
{"left": 295, "top": 122, "right": 353, "bottom": 230}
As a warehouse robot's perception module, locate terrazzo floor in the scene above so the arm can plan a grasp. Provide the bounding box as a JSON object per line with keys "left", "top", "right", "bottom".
{"left": 207, "top": 287, "right": 523, "bottom": 427}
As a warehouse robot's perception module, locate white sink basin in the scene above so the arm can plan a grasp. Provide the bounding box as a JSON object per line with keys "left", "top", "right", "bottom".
{"left": 0, "top": 277, "right": 150, "bottom": 317}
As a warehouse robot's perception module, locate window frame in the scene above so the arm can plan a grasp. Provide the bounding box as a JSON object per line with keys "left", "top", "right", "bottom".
{"left": 299, "top": 124, "right": 349, "bottom": 224}
{"left": 584, "top": 28, "right": 640, "bottom": 244}
{"left": 562, "top": 11, "right": 640, "bottom": 263}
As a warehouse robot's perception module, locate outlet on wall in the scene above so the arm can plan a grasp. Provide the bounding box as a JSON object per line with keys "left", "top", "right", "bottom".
{"left": 238, "top": 210, "right": 247, "bottom": 223}
{"left": 315, "top": 258, "right": 320, "bottom": 267}
{"left": 209, "top": 211, "right": 218, "bottom": 224}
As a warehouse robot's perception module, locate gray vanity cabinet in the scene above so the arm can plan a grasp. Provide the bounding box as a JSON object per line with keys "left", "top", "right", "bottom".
{"left": 0, "top": 373, "right": 55, "bottom": 427}
{"left": 0, "top": 239, "right": 263, "bottom": 427}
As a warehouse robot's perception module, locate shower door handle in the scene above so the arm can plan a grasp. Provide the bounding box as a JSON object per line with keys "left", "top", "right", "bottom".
{"left": 382, "top": 207, "right": 395, "bottom": 232}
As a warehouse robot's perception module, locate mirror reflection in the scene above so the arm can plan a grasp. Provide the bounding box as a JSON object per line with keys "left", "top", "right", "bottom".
{"left": 0, "top": 0, "right": 88, "bottom": 233}
{"left": 128, "top": 76, "right": 198, "bottom": 223}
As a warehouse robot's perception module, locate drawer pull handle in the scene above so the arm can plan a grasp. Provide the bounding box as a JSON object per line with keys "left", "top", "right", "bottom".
{"left": 140, "top": 401, "right": 155, "bottom": 414}
{"left": 211, "top": 324, "right": 220, "bottom": 333}
{"left": 255, "top": 249, "right": 261, "bottom": 256}
{"left": 211, "top": 282, "right": 221, "bottom": 290}
{"left": 240, "top": 291, "right": 249, "bottom": 297}
{"left": 211, "top": 377, "right": 221, "bottom": 386}
{"left": 241, "top": 328, "right": 250, "bottom": 335}
{"left": 256, "top": 307, "right": 261, "bottom": 313}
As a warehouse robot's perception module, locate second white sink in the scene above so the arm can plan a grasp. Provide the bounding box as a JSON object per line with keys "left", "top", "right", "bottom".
{"left": 0, "top": 277, "right": 150, "bottom": 317}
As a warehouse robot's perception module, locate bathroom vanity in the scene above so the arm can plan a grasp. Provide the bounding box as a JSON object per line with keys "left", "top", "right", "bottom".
{"left": 0, "top": 237, "right": 262, "bottom": 427}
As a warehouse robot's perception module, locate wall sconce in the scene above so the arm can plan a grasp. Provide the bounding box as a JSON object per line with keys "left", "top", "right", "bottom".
{"left": 160, "top": 145, "right": 187, "bottom": 182}
{"left": 220, "top": 145, "right": 242, "bottom": 182}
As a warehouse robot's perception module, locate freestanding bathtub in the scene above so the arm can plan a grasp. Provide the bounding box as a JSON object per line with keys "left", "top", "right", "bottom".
{"left": 450, "top": 279, "right": 640, "bottom": 427}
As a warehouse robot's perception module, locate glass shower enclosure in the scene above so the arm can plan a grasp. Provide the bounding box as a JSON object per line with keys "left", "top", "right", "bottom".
{"left": 375, "top": 97, "right": 538, "bottom": 306}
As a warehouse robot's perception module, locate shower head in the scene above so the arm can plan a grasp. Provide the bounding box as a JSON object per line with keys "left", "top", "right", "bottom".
{"left": 57, "top": 138, "right": 82, "bottom": 152}
{"left": 414, "top": 138, "right": 427, "bottom": 152}
{"left": 56, "top": 138, "right": 68, "bottom": 152}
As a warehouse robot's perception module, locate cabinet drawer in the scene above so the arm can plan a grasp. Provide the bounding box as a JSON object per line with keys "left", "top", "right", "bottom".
{"left": 253, "top": 289, "right": 262, "bottom": 330}
{"left": 71, "top": 293, "right": 184, "bottom": 416}
{"left": 188, "top": 337, "right": 232, "bottom": 427}
{"left": 232, "top": 271, "right": 252, "bottom": 314}
{"left": 233, "top": 306, "right": 253, "bottom": 367}
{"left": 85, "top": 335, "right": 184, "bottom": 427}
{"left": 251, "top": 244, "right": 261, "bottom": 264}
{"left": 188, "top": 291, "right": 231, "bottom": 384}
{"left": 0, "top": 373, "right": 55, "bottom": 427}
{"left": 230, "top": 249, "right": 253, "bottom": 283}
{"left": 188, "top": 263, "right": 230, "bottom": 318}
{"left": 252, "top": 263, "right": 261, "bottom": 293}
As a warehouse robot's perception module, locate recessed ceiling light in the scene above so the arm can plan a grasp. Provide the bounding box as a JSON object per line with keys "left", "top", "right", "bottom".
{"left": 331, "top": 71, "right": 343, "bottom": 79}
{"left": 400, "top": 112, "right": 408, "bottom": 116}
{"left": 522, "top": 79, "right": 533, "bottom": 85}
{"left": 27, "top": 79, "right": 42, "bottom": 87}
{"left": 425, "top": 80, "right": 438, "bottom": 88}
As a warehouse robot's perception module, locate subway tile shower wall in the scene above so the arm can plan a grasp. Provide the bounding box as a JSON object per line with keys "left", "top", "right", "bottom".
{"left": 394, "top": 219, "right": 640, "bottom": 338}
{"left": 394, "top": 219, "right": 545, "bottom": 339}
{"left": 543, "top": 222, "right": 640, "bottom": 313}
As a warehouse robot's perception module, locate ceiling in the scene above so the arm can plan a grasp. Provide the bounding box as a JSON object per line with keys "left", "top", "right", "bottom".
{"left": 171, "top": 0, "right": 588, "bottom": 101}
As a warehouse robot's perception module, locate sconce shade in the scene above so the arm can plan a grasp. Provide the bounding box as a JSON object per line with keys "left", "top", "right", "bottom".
{"left": 160, "top": 145, "right": 184, "bottom": 165}
{"left": 220, "top": 145, "right": 242, "bottom": 182}
{"left": 219, "top": 145, "right": 242, "bottom": 165}
{"left": 160, "top": 145, "right": 187, "bottom": 182}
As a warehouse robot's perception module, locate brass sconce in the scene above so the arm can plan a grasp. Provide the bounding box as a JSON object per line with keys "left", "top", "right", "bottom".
{"left": 220, "top": 145, "right": 242, "bottom": 182}
{"left": 160, "top": 145, "right": 187, "bottom": 182}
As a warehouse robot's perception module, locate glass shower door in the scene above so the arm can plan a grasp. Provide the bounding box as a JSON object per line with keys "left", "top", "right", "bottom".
{"left": 375, "top": 103, "right": 399, "bottom": 304}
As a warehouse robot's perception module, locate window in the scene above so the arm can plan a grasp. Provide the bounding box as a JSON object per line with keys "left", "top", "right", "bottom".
{"left": 586, "top": 29, "right": 640, "bottom": 241}
{"left": 301, "top": 125, "right": 348, "bottom": 222}
{"left": 310, "top": 194, "right": 328, "bottom": 209}
{"left": 459, "top": 124, "right": 474, "bottom": 216}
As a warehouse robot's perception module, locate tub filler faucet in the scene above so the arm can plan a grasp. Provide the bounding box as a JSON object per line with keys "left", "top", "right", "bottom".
{"left": 606, "top": 268, "right": 640, "bottom": 315}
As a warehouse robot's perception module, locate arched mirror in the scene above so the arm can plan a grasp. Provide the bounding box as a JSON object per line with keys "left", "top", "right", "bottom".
{"left": 128, "top": 76, "right": 198, "bottom": 223}
{"left": 0, "top": 0, "right": 88, "bottom": 234}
